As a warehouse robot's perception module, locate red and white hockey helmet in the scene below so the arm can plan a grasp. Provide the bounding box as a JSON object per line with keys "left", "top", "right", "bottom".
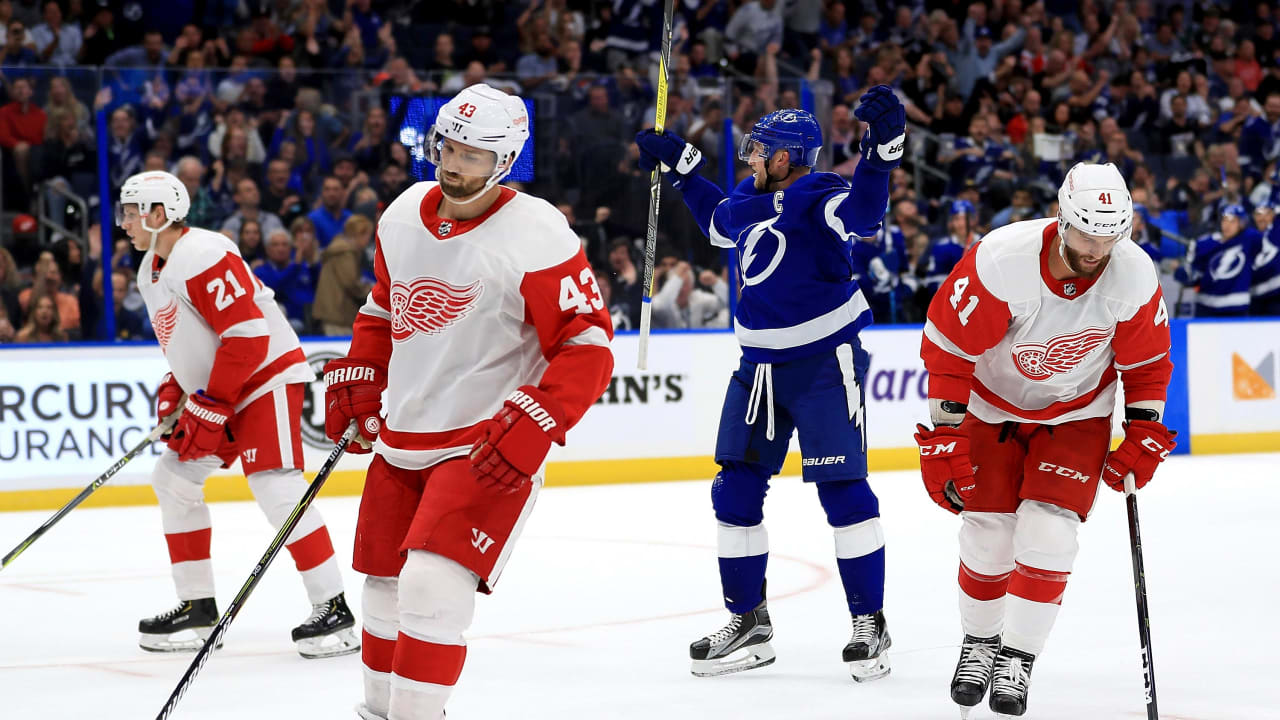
{"left": 1057, "top": 162, "right": 1132, "bottom": 242}
{"left": 119, "top": 170, "right": 190, "bottom": 231}
{"left": 426, "top": 83, "right": 529, "bottom": 202}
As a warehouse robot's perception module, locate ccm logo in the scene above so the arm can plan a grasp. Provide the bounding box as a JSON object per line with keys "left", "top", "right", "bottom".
{"left": 920, "top": 441, "right": 956, "bottom": 456}
{"left": 1140, "top": 437, "right": 1170, "bottom": 458}
{"left": 1038, "top": 461, "right": 1090, "bottom": 482}
{"left": 802, "top": 455, "right": 845, "bottom": 467}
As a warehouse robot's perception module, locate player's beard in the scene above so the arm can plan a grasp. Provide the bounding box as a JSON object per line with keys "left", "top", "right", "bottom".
{"left": 1061, "top": 238, "right": 1110, "bottom": 278}
{"left": 438, "top": 170, "right": 488, "bottom": 200}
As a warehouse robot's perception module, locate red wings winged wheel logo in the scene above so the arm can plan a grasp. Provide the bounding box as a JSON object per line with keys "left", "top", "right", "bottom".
{"left": 154, "top": 300, "right": 178, "bottom": 351}
{"left": 389, "top": 277, "right": 484, "bottom": 341}
{"left": 1011, "top": 326, "right": 1114, "bottom": 381}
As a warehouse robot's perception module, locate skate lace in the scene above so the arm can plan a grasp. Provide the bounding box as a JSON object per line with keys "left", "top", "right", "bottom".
{"left": 300, "top": 599, "right": 332, "bottom": 626}
{"left": 154, "top": 601, "right": 189, "bottom": 622}
{"left": 849, "top": 614, "right": 878, "bottom": 646}
{"left": 955, "top": 640, "right": 999, "bottom": 684}
{"left": 991, "top": 654, "right": 1030, "bottom": 697}
{"left": 706, "top": 615, "right": 745, "bottom": 646}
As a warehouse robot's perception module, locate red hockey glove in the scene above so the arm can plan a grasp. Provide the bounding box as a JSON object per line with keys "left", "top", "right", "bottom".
{"left": 470, "top": 386, "right": 566, "bottom": 494}
{"left": 914, "top": 424, "right": 976, "bottom": 514}
{"left": 323, "top": 358, "right": 385, "bottom": 454}
{"left": 155, "top": 372, "right": 184, "bottom": 438}
{"left": 1103, "top": 420, "right": 1177, "bottom": 492}
{"left": 168, "top": 391, "right": 233, "bottom": 463}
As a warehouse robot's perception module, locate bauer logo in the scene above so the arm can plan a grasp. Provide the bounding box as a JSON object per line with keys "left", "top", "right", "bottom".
{"left": 1231, "top": 351, "right": 1276, "bottom": 401}
{"left": 301, "top": 350, "right": 344, "bottom": 450}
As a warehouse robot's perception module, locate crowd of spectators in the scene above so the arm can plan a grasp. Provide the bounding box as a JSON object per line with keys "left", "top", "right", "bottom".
{"left": 1, "top": 0, "right": 1279, "bottom": 346}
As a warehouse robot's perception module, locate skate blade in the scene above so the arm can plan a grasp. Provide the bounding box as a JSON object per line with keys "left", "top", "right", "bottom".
{"left": 355, "top": 703, "right": 387, "bottom": 720}
{"left": 297, "top": 627, "right": 361, "bottom": 659}
{"left": 848, "top": 652, "right": 891, "bottom": 682}
{"left": 139, "top": 627, "right": 221, "bottom": 653}
{"left": 690, "top": 642, "right": 776, "bottom": 677}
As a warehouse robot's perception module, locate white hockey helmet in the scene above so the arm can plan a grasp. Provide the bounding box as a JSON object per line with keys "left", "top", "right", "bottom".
{"left": 1057, "top": 162, "right": 1132, "bottom": 243}
{"left": 119, "top": 171, "right": 190, "bottom": 230}
{"left": 425, "top": 83, "right": 529, "bottom": 203}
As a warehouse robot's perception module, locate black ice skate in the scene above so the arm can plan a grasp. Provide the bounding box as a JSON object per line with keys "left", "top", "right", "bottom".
{"left": 951, "top": 634, "right": 1001, "bottom": 717}
{"left": 989, "top": 646, "right": 1036, "bottom": 718}
{"left": 139, "top": 597, "right": 219, "bottom": 652}
{"left": 689, "top": 600, "right": 775, "bottom": 677}
{"left": 292, "top": 592, "right": 360, "bottom": 659}
{"left": 841, "top": 610, "right": 892, "bottom": 682}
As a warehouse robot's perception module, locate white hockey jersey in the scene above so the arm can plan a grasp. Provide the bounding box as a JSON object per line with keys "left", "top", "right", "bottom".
{"left": 137, "top": 226, "right": 313, "bottom": 409}
{"left": 349, "top": 182, "right": 614, "bottom": 470}
{"left": 921, "top": 218, "right": 1172, "bottom": 424}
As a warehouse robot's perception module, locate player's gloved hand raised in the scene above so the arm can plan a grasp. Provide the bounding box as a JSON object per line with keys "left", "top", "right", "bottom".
{"left": 635, "top": 129, "right": 705, "bottom": 188}
{"left": 155, "top": 372, "right": 184, "bottom": 438}
{"left": 168, "top": 391, "right": 233, "bottom": 463}
{"left": 323, "top": 358, "right": 385, "bottom": 454}
{"left": 854, "top": 84, "right": 906, "bottom": 171}
{"left": 1102, "top": 420, "right": 1176, "bottom": 492}
{"left": 470, "top": 385, "right": 566, "bottom": 494}
{"left": 914, "top": 423, "right": 975, "bottom": 514}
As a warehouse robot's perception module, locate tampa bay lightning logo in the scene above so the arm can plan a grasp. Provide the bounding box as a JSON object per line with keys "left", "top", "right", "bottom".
{"left": 1210, "top": 245, "right": 1247, "bottom": 281}
{"left": 740, "top": 216, "right": 787, "bottom": 286}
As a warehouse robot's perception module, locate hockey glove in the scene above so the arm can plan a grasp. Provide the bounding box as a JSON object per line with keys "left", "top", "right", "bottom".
{"left": 1103, "top": 420, "right": 1177, "bottom": 492}
{"left": 168, "top": 391, "right": 233, "bottom": 463}
{"left": 155, "top": 372, "right": 184, "bottom": 438}
{"left": 854, "top": 84, "right": 906, "bottom": 171}
{"left": 323, "top": 358, "right": 385, "bottom": 453}
{"left": 635, "top": 129, "right": 705, "bottom": 188}
{"left": 470, "top": 385, "right": 566, "bottom": 494}
{"left": 914, "top": 424, "right": 975, "bottom": 514}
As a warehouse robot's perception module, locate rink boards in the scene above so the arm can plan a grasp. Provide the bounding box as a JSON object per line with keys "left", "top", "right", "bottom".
{"left": 0, "top": 318, "right": 1276, "bottom": 511}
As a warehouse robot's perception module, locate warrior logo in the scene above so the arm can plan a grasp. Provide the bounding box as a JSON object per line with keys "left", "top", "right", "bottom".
{"left": 154, "top": 300, "right": 178, "bottom": 351}
{"left": 1011, "top": 326, "right": 1113, "bottom": 381}
{"left": 438, "top": 220, "right": 453, "bottom": 237}
{"left": 389, "top": 277, "right": 483, "bottom": 341}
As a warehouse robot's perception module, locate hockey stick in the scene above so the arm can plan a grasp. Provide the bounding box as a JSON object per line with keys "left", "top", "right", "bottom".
{"left": 1124, "top": 473, "right": 1159, "bottom": 720}
{"left": 155, "top": 424, "right": 357, "bottom": 720}
{"left": 1, "top": 409, "right": 182, "bottom": 571}
{"left": 637, "top": 0, "right": 676, "bottom": 369}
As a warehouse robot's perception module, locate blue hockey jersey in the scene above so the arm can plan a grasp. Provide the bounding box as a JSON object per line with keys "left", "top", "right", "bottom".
{"left": 923, "top": 233, "right": 981, "bottom": 294}
{"left": 1253, "top": 223, "right": 1280, "bottom": 302}
{"left": 699, "top": 172, "right": 879, "bottom": 363}
{"left": 1176, "top": 229, "right": 1262, "bottom": 315}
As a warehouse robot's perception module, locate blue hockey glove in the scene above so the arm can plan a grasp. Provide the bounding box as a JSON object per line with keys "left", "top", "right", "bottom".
{"left": 855, "top": 85, "right": 906, "bottom": 171}
{"left": 636, "top": 129, "right": 705, "bottom": 188}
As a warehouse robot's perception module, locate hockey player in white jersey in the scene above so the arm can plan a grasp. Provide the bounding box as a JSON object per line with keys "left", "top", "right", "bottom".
{"left": 321, "top": 84, "right": 613, "bottom": 720}
{"left": 118, "top": 171, "right": 358, "bottom": 659}
{"left": 915, "top": 163, "right": 1176, "bottom": 717}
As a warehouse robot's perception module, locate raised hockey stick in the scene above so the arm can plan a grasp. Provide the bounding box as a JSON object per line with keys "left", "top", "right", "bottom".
{"left": 155, "top": 424, "right": 357, "bottom": 720}
{"left": 637, "top": 0, "right": 676, "bottom": 369}
{"left": 1, "top": 409, "right": 182, "bottom": 571}
{"left": 1123, "top": 473, "right": 1159, "bottom": 720}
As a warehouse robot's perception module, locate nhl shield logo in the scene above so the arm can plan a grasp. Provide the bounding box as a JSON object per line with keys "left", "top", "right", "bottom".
{"left": 1064, "top": 282, "right": 1076, "bottom": 296}
{"left": 438, "top": 220, "right": 453, "bottom": 237}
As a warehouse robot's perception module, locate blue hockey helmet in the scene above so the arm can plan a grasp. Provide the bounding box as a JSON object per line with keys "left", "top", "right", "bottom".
{"left": 950, "top": 199, "right": 975, "bottom": 217}
{"left": 738, "top": 109, "right": 823, "bottom": 167}
{"left": 1222, "top": 203, "right": 1249, "bottom": 221}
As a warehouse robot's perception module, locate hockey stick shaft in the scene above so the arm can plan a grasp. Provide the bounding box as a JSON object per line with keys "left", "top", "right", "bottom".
{"left": 637, "top": 0, "right": 676, "bottom": 370}
{"left": 2, "top": 412, "right": 179, "bottom": 571}
{"left": 155, "top": 424, "right": 356, "bottom": 720}
{"left": 1124, "top": 473, "right": 1159, "bottom": 719}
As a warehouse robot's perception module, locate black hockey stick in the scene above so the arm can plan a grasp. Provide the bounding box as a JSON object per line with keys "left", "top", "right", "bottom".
{"left": 1124, "top": 473, "right": 1159, "bottom": 720}
{"left": 155, "top": 424, "right": 356, "bottom": 720}
{"left": 1, "top": 411, "right": 181, "bottom": 571}
{"left": 636, "top": 0, "right": 676, "bottom": 369}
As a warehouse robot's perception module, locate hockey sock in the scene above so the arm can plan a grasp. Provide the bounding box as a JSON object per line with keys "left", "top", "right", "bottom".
{"left": 833, "top": 518, "right": 885, "bottom": 615}
{"left": 362, "top": 576, "right": 398, "bottom": 718}
{"left": 1002, "top": 562, "right": 1068, "bottom": 656}
{"left": 153, "top": 453, "right": 220, "bottom": 599}
{"left": 716, "top": 522, "right": 769, "bottom": 613}
{"left": 390, "top": 551, "right": 478, "bottom": 720}
{"left": 957, "top": 562, "right": 1012, "bottom": 638}
{"left": 249, "top": 469, "right": 344, "bottom": 603}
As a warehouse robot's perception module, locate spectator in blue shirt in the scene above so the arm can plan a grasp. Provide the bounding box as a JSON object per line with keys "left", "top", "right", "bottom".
{"left": 308, "top": 176, "right": 352, "bottom": 248}
{"left": 254, "top": 227, "right": 320, "bottom": 333}
{"left": 1, "top": 21, "right": 38, "bottom": 67}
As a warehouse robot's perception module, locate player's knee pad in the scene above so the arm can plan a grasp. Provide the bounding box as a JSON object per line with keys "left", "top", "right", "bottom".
{"left": 398, "top": 550, "right": 479, "bottom": 644}
{"left": 150, "top": 451, "right": 218, "bottom": 519}
{"left": 1012, "top": 500, "right": 1081, "bottom": 573}
{"left": 958, "top": 511, "right": 1018, "bottom": 576}
{"left": 363, "top": 575, "right": 399, "bottom": 642}
{"left": 246, "top": 468, "right": 325, "bottom": 539}
{"left": 814, "top": 478, "right": 879, "bottom": 527}
{"left": 710, "top": 461, "right": 771, "bottom": 526}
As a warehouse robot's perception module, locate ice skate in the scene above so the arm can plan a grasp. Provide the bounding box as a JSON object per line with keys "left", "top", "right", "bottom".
{"left": 355, "top": 704, "right": 386, "bottom": 720}
{"left": 139, "top": 597, "right": 219, "bottom": 652}
{"left": 989, "top": 646, "right": 1036, "bottom": 717}
{"left": 842, "top": 610, "right": 891, "bottom": 682}
{"left": 951, "top": 634, "right": 1000, "bottom": 717}
{"left": 689, "top": 600, "right": 775, "bottom": 677}
{"left": 293, "top": 592, "right": 360, "bottom": 659}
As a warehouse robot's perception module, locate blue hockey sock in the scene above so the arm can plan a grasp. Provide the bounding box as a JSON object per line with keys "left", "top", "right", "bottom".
{"left": 833, "top": 518, "right": 885, "bottom": 615}
{"left": 716, "top": 521, "right": 769, "bottom": 613}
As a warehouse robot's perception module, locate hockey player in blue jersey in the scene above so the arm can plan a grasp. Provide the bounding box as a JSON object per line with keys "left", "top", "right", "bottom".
{"left": 635, "top": 85, "right": 904, "bottom": 682}
{"left": 1176, "top": 204, "right": 1261, "bottom": 316}
{"left": 923, "top": 200, "right": 982, "bottom": 294}
{"left": 1252, "top": 204, "right": 1280, "bottom": 315}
